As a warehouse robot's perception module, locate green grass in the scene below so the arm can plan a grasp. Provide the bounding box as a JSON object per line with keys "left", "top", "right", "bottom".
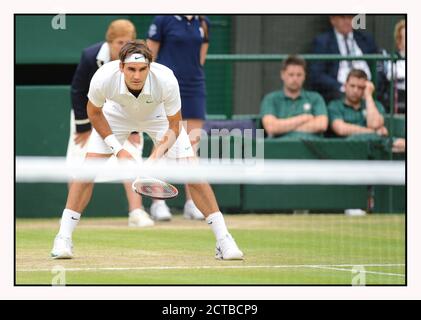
{"left": 15, "top": 214, "right": 406, "bottom": 285}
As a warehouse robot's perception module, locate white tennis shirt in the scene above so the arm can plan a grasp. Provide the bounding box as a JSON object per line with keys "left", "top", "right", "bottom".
{"left": 87, "top": 60, "right": 181, "bottom": 121}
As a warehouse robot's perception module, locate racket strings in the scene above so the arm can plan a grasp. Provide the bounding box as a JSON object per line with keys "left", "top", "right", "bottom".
{"left": 133, "top": 178, "right": 178, "bottom": 199}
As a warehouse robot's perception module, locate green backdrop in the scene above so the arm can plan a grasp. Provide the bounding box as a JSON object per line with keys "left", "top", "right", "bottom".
{"left": 15, "top": 15, "right": 405, "bottom": 216}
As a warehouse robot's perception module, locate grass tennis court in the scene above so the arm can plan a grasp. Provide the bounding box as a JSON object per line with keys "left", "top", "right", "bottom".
{"left": 16, "top": 214, "right": 405, "bottom": 285}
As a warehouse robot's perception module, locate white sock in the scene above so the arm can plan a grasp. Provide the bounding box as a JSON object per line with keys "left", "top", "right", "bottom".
{"left": 58, "top": 209, "right": 81, "bottom": 238}
{"left": 185, "top": 199, "right": 195, "bottom": 208}
{"left": 206, "top": 211, "right": 229, "bottom": 241}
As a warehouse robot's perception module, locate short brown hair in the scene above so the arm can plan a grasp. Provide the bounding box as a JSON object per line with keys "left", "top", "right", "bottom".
{"left": 281, "top": 55, "right": 307, "bottom": 71}
{"left": 106, "top": 19, "right": 137, "bottom": 43}
{"left": 119, "top": 40, "right": 153, "bottom": 64}
{"left": 346, "top": 69, "right": 368, "bottom": 82}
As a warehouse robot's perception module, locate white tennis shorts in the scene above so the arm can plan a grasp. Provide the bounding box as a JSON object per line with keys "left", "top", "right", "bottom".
{"left": 86, "top": 101, "right": 194, "bottom": 159}
{"left": 66, "top": 109, "right": 144, "bottom": 166}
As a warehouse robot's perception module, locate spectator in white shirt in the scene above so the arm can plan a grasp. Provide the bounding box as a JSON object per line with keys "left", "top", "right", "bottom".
{"left": 310, "top": 15, "right": 378, "bottom": 102}
{"left": 384, "top": 20, "right": 406, "bottom": 113}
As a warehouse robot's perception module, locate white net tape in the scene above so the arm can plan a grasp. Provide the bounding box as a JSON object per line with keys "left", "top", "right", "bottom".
{"left": 16, "top": 156, "right": 405, "bottom": 185}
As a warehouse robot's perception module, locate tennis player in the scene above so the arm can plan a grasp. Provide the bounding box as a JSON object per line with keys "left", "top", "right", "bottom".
{"left": 51, "top": 40, "right": 244, "bottom": 260}
{"left": 68, "top": 19, "right": 155, "bottom": 228}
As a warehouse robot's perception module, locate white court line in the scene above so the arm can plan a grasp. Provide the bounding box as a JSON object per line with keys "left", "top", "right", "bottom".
{"left": 306, "top": 265, "right": 406, "bottom": 278}
{"left": 17, "top": 264, "right": 405, "bottom": 277}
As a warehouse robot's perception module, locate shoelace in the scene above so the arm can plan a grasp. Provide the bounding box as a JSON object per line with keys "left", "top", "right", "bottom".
{"left": 215, "top": 246, "right": 223, "bottom": 258}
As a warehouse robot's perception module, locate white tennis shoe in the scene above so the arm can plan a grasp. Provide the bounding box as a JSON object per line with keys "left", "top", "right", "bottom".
{"left": 128, "top": 208, "right": 155, "bottom": 227}
{"left": 51, "top": 234, "right": 73, "bottom": 259}
{"left": 183, "top": 200, "right": 205, "bottom": 220}
{"left": 215, "top": 234, "right": 244, "bottom": 260}
{"left": 150, "top": 200, "right": 172, "bottom": 221}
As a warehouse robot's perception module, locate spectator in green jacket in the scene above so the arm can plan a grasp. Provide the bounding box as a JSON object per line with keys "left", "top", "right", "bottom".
{"left": 328, "top": 69, "right": 405, "bottom": 152}
{"left": 261, "top": 55, "right": 328, "bottom": 140}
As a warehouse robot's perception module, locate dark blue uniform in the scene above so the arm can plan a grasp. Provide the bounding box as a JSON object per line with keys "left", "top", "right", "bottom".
{"left": 71, "top": 42, "right": 105, "bottom": 132}
{"left": 148, "top": 15, "right": 210, "bottom": 120}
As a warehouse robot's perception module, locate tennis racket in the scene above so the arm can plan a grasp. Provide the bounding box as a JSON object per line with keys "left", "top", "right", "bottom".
{"left": 131, "top": 177, "right": 179, "bottom": 200}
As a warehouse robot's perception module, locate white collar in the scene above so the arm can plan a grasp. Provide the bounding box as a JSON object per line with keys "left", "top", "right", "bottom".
{"left": 334, "top": 29, "right": 354, "bottom": 41}
{"left": 96, "top": 42, "right": 111, "bottom": 64}
{"left": 119, "top": 71, "right": 151, "bottom": 97}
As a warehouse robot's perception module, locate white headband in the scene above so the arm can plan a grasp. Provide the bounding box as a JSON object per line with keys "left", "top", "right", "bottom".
{"left": 124, "top": 53, "right": 149, "bottom": 64}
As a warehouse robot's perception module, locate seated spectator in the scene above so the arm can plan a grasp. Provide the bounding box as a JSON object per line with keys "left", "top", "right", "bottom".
{"left": 378, "top": 19, "right": 406, "bottom": 113}
{"left": 309, "top": 15, "right": 378, "bottom": 102}
{"left": 328, "top": 69, "right": 405, "bottom": 153}
{"left": 261, "top": 55, "right": 328, "bottom": 140}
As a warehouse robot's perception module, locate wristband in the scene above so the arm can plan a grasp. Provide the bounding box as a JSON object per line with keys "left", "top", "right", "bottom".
{"left": 104, "top": 134, "right": 123, "bottom": 156}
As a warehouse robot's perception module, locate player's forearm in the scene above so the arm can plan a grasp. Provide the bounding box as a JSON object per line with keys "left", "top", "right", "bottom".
{"left": 294, "top": 116, "right": 328, "bottom": 133}
{"left": 87, "top": 103, "right": 113, "bottom": 139}
{"left": 150, "top": 111, "right": 183, "bottom": 159}
{"left": 149, "top": 123, "right": 180, "bottom": 160}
